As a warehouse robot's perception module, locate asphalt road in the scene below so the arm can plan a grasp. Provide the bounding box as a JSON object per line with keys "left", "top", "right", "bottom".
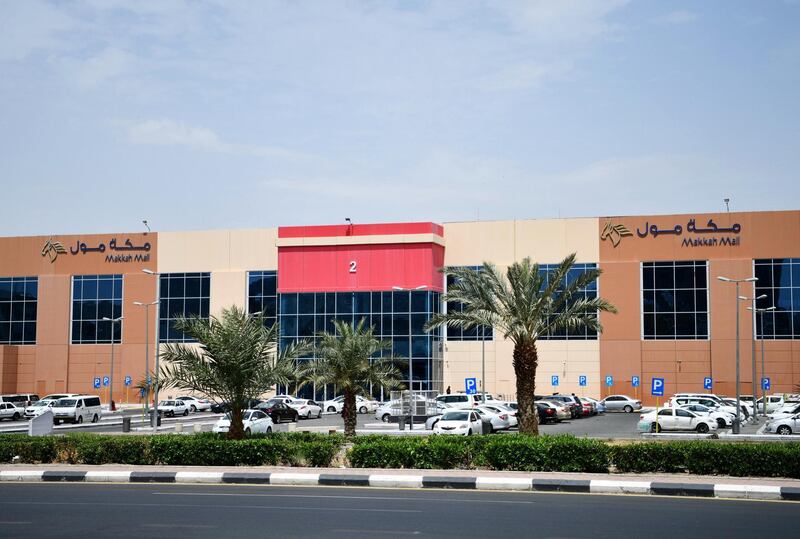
{"left": 0, "top": 483, "right": 795, "bottom": 538}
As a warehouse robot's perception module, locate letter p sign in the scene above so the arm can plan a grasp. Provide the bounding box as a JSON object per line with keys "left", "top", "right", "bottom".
{"left": 651, "top": 377, "right": 665, "bottom": 397}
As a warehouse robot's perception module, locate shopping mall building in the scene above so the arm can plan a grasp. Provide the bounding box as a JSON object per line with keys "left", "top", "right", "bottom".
{"left": 1, "top": 210, "right": 799, "bottom": 405}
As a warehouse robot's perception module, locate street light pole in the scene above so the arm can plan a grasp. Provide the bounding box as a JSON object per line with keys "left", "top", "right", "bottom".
{"left": 133, "top": 300, "right": 159, "bottom": 415}
{"left": 718, "top": 276, "right": 757, "bottom": 434}
{"left": 748, "top": 305, "right": 775, "bottom": 415}
{"left": 101, "top": 316, "right": 123, "bottom": 408}
{"left": 143, "top": 269, "right": 161, "bottom": 432}
{"left": 738, "top": 293, "right": 767, "bottom": 422}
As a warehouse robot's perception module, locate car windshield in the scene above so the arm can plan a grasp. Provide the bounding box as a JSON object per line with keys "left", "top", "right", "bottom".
{"left": 56, "top": 399, "right": 77, "bottom": 407}
{"left": 442, "top": 411, "right": 469, "bottom": 421}
{"left": 264, "top": 399, "right": 280, "bottom": 406}
{"left": 160, "top": 401, "right": 174, "bottom": 406}
{"left": 31, "top": 400, "right": 51, "bottom": 407}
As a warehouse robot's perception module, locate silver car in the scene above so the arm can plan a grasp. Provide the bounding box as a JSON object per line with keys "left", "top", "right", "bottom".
{"left": 601, "top": 395, "right": 642, "bottom": 413}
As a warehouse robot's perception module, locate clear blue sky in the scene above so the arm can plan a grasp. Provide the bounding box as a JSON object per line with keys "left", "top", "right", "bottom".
{"left": 2, "top": 1, "right": 798, "bottom": 235}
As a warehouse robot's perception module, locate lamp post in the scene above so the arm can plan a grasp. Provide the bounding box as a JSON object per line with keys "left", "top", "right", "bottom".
{"left": 392, "top": 285, "right": 427, "bottom": 430}
{"left": 738, "top": 293, "right": 767, "bottom": 422}
{"left": 142, "top": 269, "right": 161, "bottom": 431}
{"left": 748, "top": 305, "right": 776, "bottom": 415}
{"left": 717, "top": 276, "right": 757, "bottom": 433}
{"left": 101, "top": 316, "right": 123, "bottom": 408}
{"left": 133, "top": 300, "right": 159, "bottom": 414}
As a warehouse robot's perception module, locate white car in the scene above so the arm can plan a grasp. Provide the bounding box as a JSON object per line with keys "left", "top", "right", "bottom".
{"left": 767, "top": 403, "right": 800, "bottom": 420}
{"left": 475, "top": 406, "right": 511, "bottom": 432}
{"left": 478, "top": 404, "right": 517, "bottom": 428}
{"left": 289, "top": 399, "right": 322, "bottom": 419}
{"left": 678, "top": 403, "right": 734, "bottom": 429}
{"left": 176, "top": 396, "right": 212, "bottom": 412}
{"left": 433, "top": 409, "right": 483, "bottom": 436}
{"left": 763, "top": 413, "right": 800, "bottom": 435}
{"left": 670, "top": 397, "right": 740, "bottom": 418}
{"left": 0, "top": 402, "right": 22, "bottom": 421}
{"left": 323, "top": 395, "right": 378, "bottom": 414}
{"left": 213, "top": 409, "right": 274, "bottom": 435}
{"left": 24, "top": 399, "right": 57, "bottom": 418}
{"left": 157, "top": 400, "right": 189, "bottom": 417}
{"left": 638, "top": 408, "right": 718, "bottom": 433}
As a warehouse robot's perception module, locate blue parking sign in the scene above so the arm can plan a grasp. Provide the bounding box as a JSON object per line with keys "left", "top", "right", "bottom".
{"left": 124, "top": 375, "right": 132, "bottom": 387}
{"left": 703, "top": 377, "right": 713, "bottom": 391}
{"left": 93, "top": 377, "right": 101, "bottom": 389}
{"left": 631, "top": 376, "right": 640, "bottom": 388}
{"left": 605, "top": 375, "right": 613, "bottom": 387}
{"left": 762, "top": 377, "right": 771, "bottom": 391}
{"left": 551, "top": 375, "right": 559, "bottom": 387}
{"left": 578, "top": 375, "right": 587, "bottom": 387}
{"left": 102, "top": 376, "right": 110, "bottom": 387}
{"left": 465, "top": 377, "right": 477, "bottom": 395}
{"left": 651, "top": 377, "right": 665, "bottom": 397}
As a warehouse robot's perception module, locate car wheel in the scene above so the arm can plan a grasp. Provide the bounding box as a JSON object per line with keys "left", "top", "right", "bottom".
{"left": 266, "top": 426, "right": 272, "bottom": 434}
{"left": 359, "top": 406, "right": 367, "bottom": 414}
{"left": 76, "top": 415, "right": 83, "bottom": 424}
{"left": 327, "top": 406, "right": 336, "bottom": 413}
{"left": 13, "top": 413, "right": 20, "bottom": 421}
{"left": 650, "top": 422, "right": 661, "bottom": 433}
{"left": 292, "top": 414, "right": 298, "bottom": 423}
{"left": 306, "top": 411, "right": 311, "bottom": 419}
{"left": 777, "top": 425, "right": 792, "bottom": 435}
{"left": 466, "top": 429, "right": 472, "bottom": 436}
{"left": 183, "top": 409, "right": 189, "bottom": 416}
{"left": 245, "top": 428, "right": 251, "bottom": 436}
{"left": 317, "top": 411, "right": 321, "bottom": 419}
{"left": 190, "top": 405, "right": 197, "bottom": 412}
{"left": 716, "top": 418, "right": 726, "bottom": 429}
{"left": 696, "top": 423, "right": 709, "bottom": 434}
{"left": 623, "top": 405, "right": 633, "bottom": 413}
{"left": 381, "top": 414, "right": 390, "bottom": 423}
{"left": 92, "top": 414, "right": 99, "bottom": 423}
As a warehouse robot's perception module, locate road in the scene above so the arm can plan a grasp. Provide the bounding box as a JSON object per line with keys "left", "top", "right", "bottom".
{"left": 0, "top": 483, "right": 795, "bottom": 538}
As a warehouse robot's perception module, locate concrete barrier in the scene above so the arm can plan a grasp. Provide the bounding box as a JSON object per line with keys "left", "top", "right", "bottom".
{"left": 28, "top": 409, "right": 53, "bottom": 436}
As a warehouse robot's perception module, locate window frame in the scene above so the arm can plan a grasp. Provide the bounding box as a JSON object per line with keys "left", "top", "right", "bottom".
{"left": 640, "top": 261, "right": 710, "bottom": 340}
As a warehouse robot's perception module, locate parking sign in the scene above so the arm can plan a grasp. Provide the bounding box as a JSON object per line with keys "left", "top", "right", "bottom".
{"left": 762, "top": 377, "right": 771, "bottom": 391}
{"left": 551, "top": 375, "right": 559, "bottom": 387}
{"left": 605, "top": 375, "right": 613, "bottom": 387}
{"left": 102, "top": 376, "right": 110, "bottom": 387}
{"left": 631, "top": 376, "right": 640, "bottom": 388}
{"left": 651, "top": 377, "right": 665, "bottom": 397}
{"left": 93, "top": 377, "right": 101, "bottom": 389}
{"left": 124, "top": 376, "right": 132, "bottom": 387}
{"left": 578, "top": 375, "right": 587, "bottom": 387}
{"left": 465, "top": 377, "right": 477, "bottom": 395}
{"left": 703, "top": 377, "right": 713, "bottom": 391}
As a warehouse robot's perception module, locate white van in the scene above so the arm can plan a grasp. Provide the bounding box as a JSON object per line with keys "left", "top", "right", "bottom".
{"left": 51, "top": 395, "right": 102, "bottom": 425}
{"left": 436, "top": 393, "right": 497, "bottom": 408}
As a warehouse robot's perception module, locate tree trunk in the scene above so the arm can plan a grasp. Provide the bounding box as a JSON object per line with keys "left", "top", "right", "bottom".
{"left": 513, "top": 339, "right": 539, "bottom": 435}
{"left": 228, "top": 405, "right": 246, "bottom": 440}
{"left": 343, "top": 388, "right": 357, "bottom": 437}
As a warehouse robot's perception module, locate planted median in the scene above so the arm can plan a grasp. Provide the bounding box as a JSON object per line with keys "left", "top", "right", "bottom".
{"left": 1, "top": 433, "right": 799, "bottom": 478}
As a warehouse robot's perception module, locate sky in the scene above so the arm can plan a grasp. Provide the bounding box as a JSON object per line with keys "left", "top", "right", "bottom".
{"left": 1, "top": 0, "right": 799, "bottom": 236}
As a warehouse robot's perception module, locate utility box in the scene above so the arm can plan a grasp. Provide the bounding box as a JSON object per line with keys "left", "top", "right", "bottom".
{"left": 122, "top": 417, "right": 131, "bottom": 432}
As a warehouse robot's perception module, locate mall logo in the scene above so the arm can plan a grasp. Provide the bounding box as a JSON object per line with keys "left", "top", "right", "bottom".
{"left": 41, "top": 237, "right": 68, "bottom": 263}
{"left": 600, "top": 220, "right": 633, "bottom": 248}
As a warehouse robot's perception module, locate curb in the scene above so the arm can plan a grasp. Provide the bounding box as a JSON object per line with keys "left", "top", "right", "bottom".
{"left": 0, "top": 470, "right": 798, "bottom": 501}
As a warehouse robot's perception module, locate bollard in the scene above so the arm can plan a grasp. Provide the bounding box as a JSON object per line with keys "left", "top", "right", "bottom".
{"left": 193, "top": 423, "right": 202, "bottom": 433}
{"left": 175, "top": 423, "right": 183, "bottom": 433}
{"left": 287, "top": 422, "right": 296, "bottom": 432}
{"left": 399, "top": 416, "right": 405, "bottom": 430}
{"left": 122, "top": 417, "right": 131, "bottom": 433}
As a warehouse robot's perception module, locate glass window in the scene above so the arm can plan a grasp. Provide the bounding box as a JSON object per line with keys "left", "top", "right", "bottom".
{"left": 159, "top": 273, "right": 210, "bottom": 343}
{"left": 248, "top": 271, "right": 278, "bottom": 327}
{"left": 0, "top": 276, "right": 37, "bottom": 345}
{"left": 71, "top": 275, "right": 122, "bottom": 344}
{"left": 539, "top": 263, "right": 599, "bottom": 341}
{"left": 755, "top": 259, "right": 800, "bottom": 339}
{"left": 445, "top": 266, "right": 493, "bottom": 341}
{"left": 642, "top": 261, "right": 708, "bottom": 340}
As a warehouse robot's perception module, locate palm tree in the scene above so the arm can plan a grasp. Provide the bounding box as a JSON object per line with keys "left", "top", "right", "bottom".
{"left": 158, "top": 305, "right": 308, "bottom": 439}
{"left": 302, "top": 318, "right": 404, "bottom": 437}
{"left": 425, "top": 254, "right": 616, "bottom": 435}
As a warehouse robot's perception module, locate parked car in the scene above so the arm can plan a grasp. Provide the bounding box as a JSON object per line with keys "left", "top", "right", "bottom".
{"left": 582, "top": 396, "right": 605, "bottom": 414}
{"left": 41, "top": 393, "right": 80, "bottom": 402}
{"left": 1, "top": 394, "right": 40, "bottom": 408}
{"left": 545, "top": 395, "right": 584, "bottom": 418}
{"left": 537, "top": 399, "right": 571, "bottom": 420}
{"left": 213, "top": 409, "right": 274, "bottom": 435}
{"left": 24, "top": 399, "right": 57, "bottom": 418}
{"left": 176, "top": 396, "right": 212, "bottom": 412}
{"left": 433, "top": 409, "right": 483, "bottom": 436}
{"left": 475, "top": 406, "right": 511, "bottom": 432}
{"left": 52, "top": 395, "right": 102, "bottom": 424}
{"left": 0, "top": 402, "right": 22, "bottom": 421}
{"left": 767, "top": 403, "right": 800, "bottom": 420}
{"left": 637, "top": 408, "right": 718, "bottom": 433}
{"left": 536, "top": 402, "right": 559, "bottom": 424}
{"left": 210, "top": 399, "right": 262, "bottom": 414}
{"left": 289, "top": 399, "right": 322, "bottom": 419}
{"left": 323, "top": 395, "right": 378, "bottom": 414}
{"left": 754, "top": 394, "right": 796, "bottom": 414}
{"left": 763, "top": 413, "right": 800, "bottom": 435}
{"left": 669, "top": 396, "right": 739, "bottom": 418}
{"left": 424, "top": 402, "right": 451, "bottom": 430}
{"left": 602, "top": 395, "right": 642, "bottom": 413}
{"left": 678, "top": 403, "right": 734, "bottom": 428}
{"left": 719, "top": 398, "right": 752, "bottom": 419}
{"left": 436, "top": 393, "right": 498, "bottom": 409}
{"left": 257, "top": 399, "right": 299, "bottom": 423}
{"left": 480, "top": 403, "right": 518, "bottom": 428}
{"left": 158, "top": 400, "right": 189, "bottom": 417}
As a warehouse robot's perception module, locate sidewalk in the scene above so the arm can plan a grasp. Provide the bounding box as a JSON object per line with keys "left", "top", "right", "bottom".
{"left": 2, "top": 463, "right": 798, "bottom": 502}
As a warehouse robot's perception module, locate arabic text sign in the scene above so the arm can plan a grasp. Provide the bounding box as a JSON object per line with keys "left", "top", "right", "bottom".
{"left": 634, "top": 218, "right": 742, "bottom": 249}
{"left": 42, "top": 236, "right": 152, "bottom": 264}
{"left": 651, "top": 377, "right": 665, "bottom": 397}
{"left": 465, "top": 377, "right": 477, "bottom": 395}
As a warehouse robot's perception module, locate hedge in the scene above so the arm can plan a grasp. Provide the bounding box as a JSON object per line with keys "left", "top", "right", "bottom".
{"left": 0, "top": 432, "right": 344, "bottom": 467}
{"left": 2, "top": 433, "right": 799, "bottom": 478}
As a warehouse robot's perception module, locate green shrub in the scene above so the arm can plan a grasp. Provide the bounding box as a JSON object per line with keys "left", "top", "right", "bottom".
{"left": 0, "top": 434, "right": 59, "bottom": 464}
{"left": 483, "top": 435, "right": 610, "bottom": 473}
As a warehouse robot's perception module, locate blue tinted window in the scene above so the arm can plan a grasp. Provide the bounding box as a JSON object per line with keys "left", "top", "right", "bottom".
{"left": 0, "top": 276, "right": 38, "bottom": 344}
{"left": 642, "top": 261, "right": 708, "bottom": 340}
{"left": 158, "top": 272, "right": 210, "bottom": 343}
{"left": 71, "top": 275, "right": 122, "bottom": 344}
{"left": 539, "top": 263, "right": 599, "bottom": 341}
{"left": 755, "top": 259, "right": 800, "bottom": 339}
{"left": 445, "top": 266, "right": 493, "bottom": 341}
